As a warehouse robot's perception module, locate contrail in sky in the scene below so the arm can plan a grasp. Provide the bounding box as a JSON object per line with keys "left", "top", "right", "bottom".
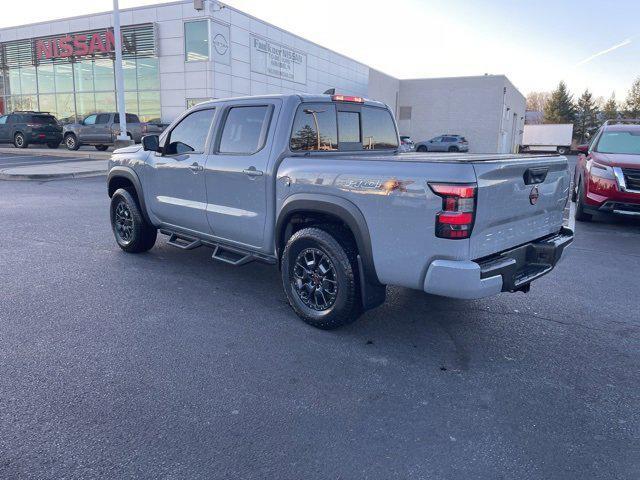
{"left": 575, "top": 38, "right": 633, "bottom": 66}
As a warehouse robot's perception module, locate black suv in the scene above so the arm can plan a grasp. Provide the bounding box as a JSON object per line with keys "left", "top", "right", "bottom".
{"left": 0, "top": 111, "right": 63, "bottom": 149}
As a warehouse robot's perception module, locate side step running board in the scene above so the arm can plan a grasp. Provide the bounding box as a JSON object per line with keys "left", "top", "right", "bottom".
{"left": 212, "top": 244, "right": 254, "bottom": 266}
{"left": 161, "top": 230, "right": 202, "bottom": 250}
{"left": 160, "top": 229, "right": 276, "bottom": 266}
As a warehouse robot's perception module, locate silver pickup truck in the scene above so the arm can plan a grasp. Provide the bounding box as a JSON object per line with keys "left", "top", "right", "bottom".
{"left": 106, "top": 94, "right": 573, "bottom": 329}
{"left": 63, "top": 112, "right": 166, "bottom": 151}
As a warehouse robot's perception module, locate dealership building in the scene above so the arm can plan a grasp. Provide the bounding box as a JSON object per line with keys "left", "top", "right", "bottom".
{"left": 0, "top": 0, "right": 525, "bottom": 153}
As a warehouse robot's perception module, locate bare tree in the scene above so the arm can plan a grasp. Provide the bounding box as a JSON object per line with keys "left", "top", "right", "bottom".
{"left": 526, "top": 91, "right": 551, "bottom": 112}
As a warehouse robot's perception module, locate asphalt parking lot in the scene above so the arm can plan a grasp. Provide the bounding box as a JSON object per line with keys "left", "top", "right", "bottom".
{"left": 1, "top": 160, "right": 638, "bottom": 479}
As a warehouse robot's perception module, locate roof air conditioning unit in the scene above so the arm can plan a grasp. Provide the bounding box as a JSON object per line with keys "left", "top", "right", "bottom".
{"left": 194, "top": 0, "right": 205, "bottom": 11}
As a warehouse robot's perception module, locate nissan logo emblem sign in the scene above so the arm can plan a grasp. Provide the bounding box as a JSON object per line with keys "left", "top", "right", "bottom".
{"left": 529, "top": 186, "right": 540, "bottom": 205}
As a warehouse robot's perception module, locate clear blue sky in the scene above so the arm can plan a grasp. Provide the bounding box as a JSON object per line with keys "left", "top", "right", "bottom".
{"left": 2, "top": 0, "right": 638, "bottom": 101}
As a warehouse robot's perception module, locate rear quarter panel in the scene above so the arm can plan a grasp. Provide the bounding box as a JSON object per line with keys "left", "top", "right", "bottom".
{"left": 276, "top": 156, "right": 477, "bottom": 289}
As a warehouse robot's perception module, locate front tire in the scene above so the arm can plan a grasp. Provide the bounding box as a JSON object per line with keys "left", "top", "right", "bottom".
{"left": 448, "top": 146, "right": 459, "bottom": 152}
{"left": 95, "top": 145, "right": 109, "bottom": 151}
{"left": 64, "top": 133, "right": 80, "bottom": 151}
{"left": 557, "top": 146, "right": 569, "bottom": 155}
{"left": 281, "top": 227, "right": 362, "bottom": 329}
{"left": 417, "top": 145, "right": 428, "bottom": 152}
{"left": 47, "top": 141, "right": 60, "bottom": 149}
{"left": 13, "top": 132, "right": 28, "bottom": 149}
{"left": 110, "top": 188, "right": 157, "bottom": 253}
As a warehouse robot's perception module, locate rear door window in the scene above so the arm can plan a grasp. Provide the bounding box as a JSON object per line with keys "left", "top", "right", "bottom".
{"left": 290, "top": 103, "right": 337, "bottom": 151}
{"left": 361, "top": 106, "right": 398, "bottom": 150}
{"left": 218, "top": 106, "right": 271, "bottom": 155}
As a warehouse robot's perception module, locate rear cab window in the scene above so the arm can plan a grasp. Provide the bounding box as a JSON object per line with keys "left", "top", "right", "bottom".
{"left": 290, "top": 101, "right": 397, "bottom": 152}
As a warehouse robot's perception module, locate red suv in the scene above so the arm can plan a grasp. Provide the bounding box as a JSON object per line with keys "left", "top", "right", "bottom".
{"left": 573, "top": 120, "right": 640, "bottom": 221}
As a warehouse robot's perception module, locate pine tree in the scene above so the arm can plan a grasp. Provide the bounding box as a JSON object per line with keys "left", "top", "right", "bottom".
{"left": 574, "top": 89, "right": 599, "bottom": 143}
{"left": 601, "top": 93, "right": 618, "bottom": 121}
{"left": 543, "top": 81, "right": 576, "bottom": 124}
{"left": 624, "top": 77, "right": 640, "bottom": 118}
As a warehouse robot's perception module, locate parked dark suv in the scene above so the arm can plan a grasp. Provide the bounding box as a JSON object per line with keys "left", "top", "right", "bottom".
{"left": 0, "top": 111, "right": 62, "bottom": 148}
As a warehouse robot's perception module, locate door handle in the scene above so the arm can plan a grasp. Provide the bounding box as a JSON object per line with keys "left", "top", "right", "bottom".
{"left": 243, "top": 167, "right": 263, "bottom": 177}
{"left": 188, "top": 162, "right": 204, "bottom": 172}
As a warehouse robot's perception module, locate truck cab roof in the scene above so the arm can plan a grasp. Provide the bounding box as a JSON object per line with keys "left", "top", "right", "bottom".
{"left": 193, "top": 93, "right": 389, "bottom": 110}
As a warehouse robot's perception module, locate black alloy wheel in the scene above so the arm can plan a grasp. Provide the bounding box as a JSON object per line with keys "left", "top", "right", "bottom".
{"left": 292, "top": 247, "right": 339, "bottom": 311}
{"left": 114, "top": 200, "right": 134, "bottom": 245}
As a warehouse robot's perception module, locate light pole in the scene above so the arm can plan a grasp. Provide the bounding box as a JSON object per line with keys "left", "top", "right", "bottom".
{"left": 304, "top": 109, "right": 325, "bottom": 150}
{"left": 113, "top": 0, "right": 131, "bottom": 147}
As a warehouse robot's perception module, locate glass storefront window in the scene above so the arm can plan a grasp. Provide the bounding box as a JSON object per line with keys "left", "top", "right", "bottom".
{"left": 38, "top": 93, "right": 56, "bottom": 115}
{"left": 20, "top": 66, "right": 38, "bottom": 95}
{"left": 93, "top": 59, "right": 114, "bottom": 91}
{"left": 137, "top": 58, "right": 159, "bottom": 91}
{"left": 38, "top": 63, "right": 56, "bottom": 94}
{"left": 74, "top": 60, "right": 94, "bottom": 92}
{"left": 139, "top": 91, "right": 161, "bottom": 122}
{"left": 76, "top": 92, "right": 96, "bottom": 119}
{"left": 56, "top": 93, "right": 75, "bottom": 123}
{"left": 124, "top": 91, "right": 139, "bottom": 116}
{"left": 95, "top": 91, "right": 116, "bottom": 113}
{"left": 1, "top": 24, "right": 161, "bottom": 122}
{"left": 11, "top": 95, "right": 38, "bottom": 111}
{"left": 122, "top": 59, "right": 137, "bottom": 91}
{"left": 54, "top": 62, "right": 74, "bottom": 92}
{"left": 7, "top": 69, "right": 21, "bottom": 95}
{"left": 185, "top": 20, "right": 209, "bottom": 61}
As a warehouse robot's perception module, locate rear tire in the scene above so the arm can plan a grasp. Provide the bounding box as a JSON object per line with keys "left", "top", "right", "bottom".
{"left": 46, "top": 141, "right": 60, "bottom": 149}
{"left": 557, "top": 146, "right": 569, "bottom": 155}
{"left": 575, "top": 180, "right": 593, "bottom": 222}
{"left": 417, "top": 145, "right": 428, "bottom": 152}
{"left": 110, "top": 188, "right": 157, "bottom": 253}
{"left": 281, "top": 227, "right": 362, "bottom": 329}
{"left": 448, "top": 146, "right": 459, "bottom": 152}
{"left": 64, "top": 133, "right": 80, "bottom": 151}
{"left": 95, "top": 145, "right": 109, "bottom": 151}
{"left": 13, "top": 132, "right": 28, "bottom": 149}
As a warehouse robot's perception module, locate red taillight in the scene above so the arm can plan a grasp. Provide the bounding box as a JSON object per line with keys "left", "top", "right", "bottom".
{"left": 429, "top": 183, "right": 477, "bottom": 239}
{"left": 332, "top": 94, "right": 364, "bottom": 103}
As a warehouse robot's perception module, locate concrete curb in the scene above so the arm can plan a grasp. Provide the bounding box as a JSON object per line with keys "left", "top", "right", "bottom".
{"left": 0, "top": 147, "right": 111, "bottom": 160}
{"left": 0, "top": 170, "right": 106, "bottom": 181}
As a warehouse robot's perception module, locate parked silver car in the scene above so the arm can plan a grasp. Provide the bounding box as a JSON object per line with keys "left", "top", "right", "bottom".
{"left": 399, "top": 135, "right": 415, "bottom": 152}
{"left": 416, "top": 134, "right": 469, "bottom": 152}
{"left": 63, "top": 112, "right": 148, "bottom": 151}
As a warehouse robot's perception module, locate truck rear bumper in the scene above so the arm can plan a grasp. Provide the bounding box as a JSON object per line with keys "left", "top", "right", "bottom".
{"left": 423, "top": 227, "right": 574, "bottom": 299}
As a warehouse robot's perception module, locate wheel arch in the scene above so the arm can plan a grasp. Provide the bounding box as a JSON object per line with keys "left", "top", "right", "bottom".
{"left": 276, "top": 194, "right": 385, "bottom": 310}
{"left": 107, "top": 167, "right": 152, "bottom": 224}
{"left": 276, "top": 194, "right": 380, "bottom": 284}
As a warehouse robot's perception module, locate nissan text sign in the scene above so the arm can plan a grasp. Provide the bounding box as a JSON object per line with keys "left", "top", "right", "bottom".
{"left": 34, "top": 30, "right": 134, "bottom": 60}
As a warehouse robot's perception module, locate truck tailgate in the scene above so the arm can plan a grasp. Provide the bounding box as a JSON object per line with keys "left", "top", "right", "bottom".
{"left": 470, "top": 156, "right": 570, "bottom": 259}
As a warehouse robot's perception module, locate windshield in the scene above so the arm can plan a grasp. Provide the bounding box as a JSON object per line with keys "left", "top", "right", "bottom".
{"left": 596, "top": 131, "right": 640, "bottom": 154}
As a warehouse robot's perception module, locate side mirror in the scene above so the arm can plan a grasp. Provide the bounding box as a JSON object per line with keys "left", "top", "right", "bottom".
{"left": 576, "top": 144, "right": 589, "bottom": 153}
{"left": 142, "top": 134, "right": 161, "bottom": 152}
